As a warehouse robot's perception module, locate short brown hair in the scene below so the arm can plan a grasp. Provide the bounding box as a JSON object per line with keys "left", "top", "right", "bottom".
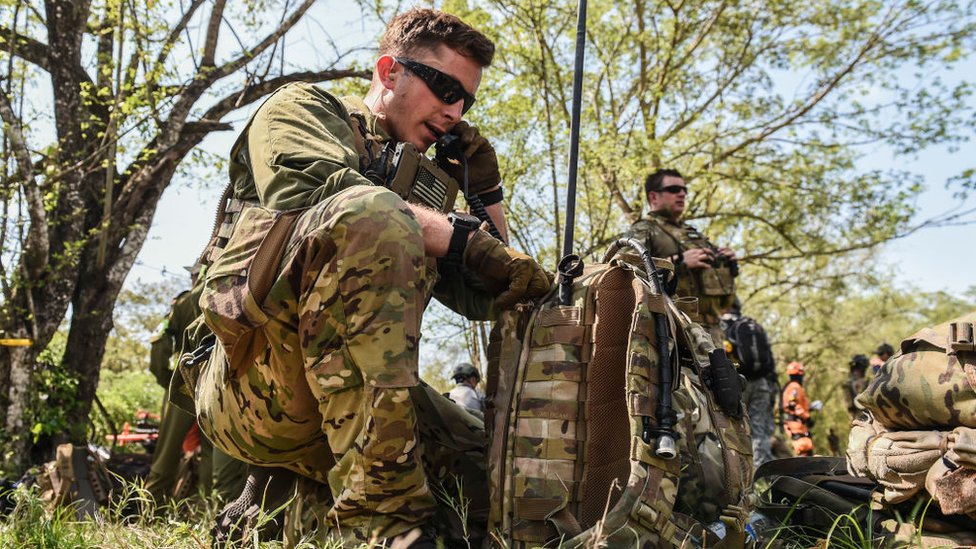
{"left": 379, "top": 8, "right": 495, "bottom": 67}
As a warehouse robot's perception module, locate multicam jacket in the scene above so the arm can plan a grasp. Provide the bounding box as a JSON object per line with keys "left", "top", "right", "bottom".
{"left": 227, "top": 82, "right": 494, "bottom": 319}
{"left": 627, "top": 210, "right": 735, "bottom": 320}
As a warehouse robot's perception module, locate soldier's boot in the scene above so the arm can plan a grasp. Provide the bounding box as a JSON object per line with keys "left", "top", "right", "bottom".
{"left": 212, "top": 465, "right": 295, "bottom": 548}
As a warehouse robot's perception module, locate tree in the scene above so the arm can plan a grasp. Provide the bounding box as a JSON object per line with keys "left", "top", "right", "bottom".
{"left": 0, "top": 0, "right": 371, "bottom": 472}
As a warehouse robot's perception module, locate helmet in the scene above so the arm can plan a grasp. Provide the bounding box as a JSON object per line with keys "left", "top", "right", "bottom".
{"left": 451, "top": 363, "right": 479, "bottom": 382}
{"left": 875, "top": 342, "right": 895, "bottom": 357}
{"left": 850, "top": 354, "right": 869, "bottom": 371}
{"left": 786, "top": 361, "right": 805, "bottom": 376}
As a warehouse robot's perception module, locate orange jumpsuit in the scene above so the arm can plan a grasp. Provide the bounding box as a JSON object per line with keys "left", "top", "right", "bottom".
{"left": 782, "top": 380, "right": 814, "bottom": 456}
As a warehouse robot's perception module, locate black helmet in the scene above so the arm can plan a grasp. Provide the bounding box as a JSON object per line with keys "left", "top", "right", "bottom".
{"left": 850, "top": 354, "right": 869, "bottom": 371}
{"left": 875, "top": 342, "right": 895, "bottom": 357}
{"left": 451, "top": 363, "right": 479, "bottom": 382}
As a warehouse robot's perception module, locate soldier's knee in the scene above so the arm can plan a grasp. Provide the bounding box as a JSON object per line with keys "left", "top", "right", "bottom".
{"left": 333, "top": 187, "right": 424, "bottom": 252}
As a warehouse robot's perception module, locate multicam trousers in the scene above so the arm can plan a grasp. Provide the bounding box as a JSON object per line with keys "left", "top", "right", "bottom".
{"left": 197, "top": 186, "right": 482, "bottom": 544}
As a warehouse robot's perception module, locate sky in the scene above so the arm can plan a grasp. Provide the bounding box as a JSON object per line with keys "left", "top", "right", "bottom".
{"left": 127, "top": 2, "right": 976, "bottom": 303}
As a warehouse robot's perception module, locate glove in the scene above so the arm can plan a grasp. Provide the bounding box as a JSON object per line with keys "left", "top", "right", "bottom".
{"left": 436, "top": 121, "right": 501, "bottom": 196}
{"left": 463, "top": 231, "right": 550, "bottom": 309}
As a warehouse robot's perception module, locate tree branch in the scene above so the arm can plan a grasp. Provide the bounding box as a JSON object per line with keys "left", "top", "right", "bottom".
{"left": 201, "top": 0, "right": 227, "bottom": 67}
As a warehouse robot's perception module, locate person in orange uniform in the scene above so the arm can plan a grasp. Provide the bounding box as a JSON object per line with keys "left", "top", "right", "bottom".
{"left": 782, "top": 361, "right": 814, "bottom": 456}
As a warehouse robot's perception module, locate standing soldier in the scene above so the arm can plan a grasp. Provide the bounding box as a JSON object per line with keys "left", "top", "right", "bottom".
{"left": 146, "top": 281, "right": 247, "bottom": 507}
{"left": 842, "top": 354, "right": 870, "bottom": 419}
{"left": 782, "top": 361, "right": 815, "bottom": 456}
{"left": 195, "top": 8, "right": 549, "bottom": 547}
{"left": 627, "top": 169, "right": 738, "bottom": 345}
{"left": 721, "top": 300, "right": 777, "bottom": 468}
{"left": 145, "top": 286, "right": 212, "bottom": 505}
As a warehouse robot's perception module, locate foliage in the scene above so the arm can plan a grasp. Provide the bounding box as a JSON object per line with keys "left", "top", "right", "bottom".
{"left": 93, "top": 368, "right": 163, "bottom": 442}
{"left": 408, "top": 0, "right": 976, "bottom": 406}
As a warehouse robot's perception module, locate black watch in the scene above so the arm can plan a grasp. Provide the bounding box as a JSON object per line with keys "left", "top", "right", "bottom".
{"left": 446, "top": 212, "right": 481, "bottom": 263}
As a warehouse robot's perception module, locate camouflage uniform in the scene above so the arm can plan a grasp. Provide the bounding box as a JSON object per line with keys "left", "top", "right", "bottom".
{"left": 627, "top": 210, "right": 736, "bottom": 345}
{"left": 147, "top": 287, "right": 248, "bottom": 504}
{"left": 196, "top": 83, "right": 496, "bottom": 544}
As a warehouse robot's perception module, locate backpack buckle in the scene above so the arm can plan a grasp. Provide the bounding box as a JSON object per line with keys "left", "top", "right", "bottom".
{"left": 949, "top": 322, "right": 975, "bottom": 352}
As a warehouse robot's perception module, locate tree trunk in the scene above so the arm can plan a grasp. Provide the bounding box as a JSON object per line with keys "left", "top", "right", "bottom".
{"left": 0, "top": 342, "right": 37, "bottom": 472}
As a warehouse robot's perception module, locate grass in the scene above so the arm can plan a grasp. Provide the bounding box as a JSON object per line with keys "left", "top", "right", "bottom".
{"left": 1, "top": 467, "right": 965, "bottom": 549}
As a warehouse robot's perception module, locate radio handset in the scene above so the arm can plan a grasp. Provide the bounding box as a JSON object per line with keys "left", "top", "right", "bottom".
{"left": 435, "top": 133, "right": 505, "bottom": 242}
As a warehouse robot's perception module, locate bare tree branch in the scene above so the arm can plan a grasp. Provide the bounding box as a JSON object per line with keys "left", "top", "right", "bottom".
{"left": 201, "top": 0, "right": 227, "bottom": 68}
{"left": 0, "top": 80, "right": 47, "bottom": 278}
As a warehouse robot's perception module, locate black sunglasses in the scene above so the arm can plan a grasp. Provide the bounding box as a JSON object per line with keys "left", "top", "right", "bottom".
{"left": 394, "top": 57, "right": 476, "bottom": 114}
{"left": 660, "top": 184, "right": 688, "bottom": 194}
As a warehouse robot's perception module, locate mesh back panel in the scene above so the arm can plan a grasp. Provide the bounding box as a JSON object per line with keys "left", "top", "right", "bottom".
{"left": 579, "top": 268, "right": 635, "bottom": 527}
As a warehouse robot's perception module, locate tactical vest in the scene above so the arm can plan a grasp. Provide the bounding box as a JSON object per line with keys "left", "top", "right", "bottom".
{"left": 486, "top": 245, "right": 753, "bottom": 548}
{"left": 647, "top": 215, "right": 735, "bottom": 318}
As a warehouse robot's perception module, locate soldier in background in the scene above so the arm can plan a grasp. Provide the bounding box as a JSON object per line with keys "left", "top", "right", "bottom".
{"left": 870, "top": 342, "right": 895, "bottom": 376}
{"left": 145, "top": 282, "right": 246, "bottom": 507}
{"left": 145, "top": 286, "right": 211, "bottom": 505}
{"left": 782, "top": 361, "right": 815, "bottom": 457}
{"left": 842, "top": 354, "right": 870, "bottom": 420}
{"left": 721, "top": 300, "right": 777, "bottom": 468}
{"left": 627, "top": 169, "right": 738, "bottom": 345}
{"left": 447, "top": 363, "right": 484, "bottom": 419}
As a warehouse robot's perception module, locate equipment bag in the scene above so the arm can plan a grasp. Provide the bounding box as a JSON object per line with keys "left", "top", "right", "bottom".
{"left": 857, "top": 311, "right": 976, "bottom": 430}
{"left": 486, "top": 243, "right": 753, "bottom": 548}
{"left": 723, "top": 315, "right": 775, "bottom": 380}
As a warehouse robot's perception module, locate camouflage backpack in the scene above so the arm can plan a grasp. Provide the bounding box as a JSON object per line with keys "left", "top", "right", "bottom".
{"left": 847, "top": 311, "right": 976, "bottom": 522}
{"left": 485, "top": 242, "right": 754, "bottom": 548}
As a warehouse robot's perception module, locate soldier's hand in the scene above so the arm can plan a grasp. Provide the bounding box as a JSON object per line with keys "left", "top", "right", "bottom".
{"left": 683, "top": 248, "right": 713, "bottom": 269}
{"left": 717, "top": 247, "right": 737, "bottom": 261}
{"left": 463, "top": 231, "right": 550, "bottom": 309}
{"left": 436, "top": 121, "right": 501, "bottom": 196}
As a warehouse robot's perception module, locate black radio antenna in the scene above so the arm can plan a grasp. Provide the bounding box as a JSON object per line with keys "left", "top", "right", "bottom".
{"left": 561, "top": 0, "right": 587, "bottom": 260}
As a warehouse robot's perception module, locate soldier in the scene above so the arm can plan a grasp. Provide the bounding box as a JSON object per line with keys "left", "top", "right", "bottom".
{"left": 782, "top": 361, "right": 814, "bottom": 456}
{"left": 145, "top": 284, "right": 247, "bottom": 507}
{"left": 721, "top": 300, "right": 777, "bottom": 468}
{"left": 870, "top": 342, "right": 895, "bottom": 376}
{"left": 195, "top": 8, "right": 549, "bottom": 547}
{"left": 447, "top": 363, "right": 484, "bottom": 418}
{"left": 145, "top": 286, "right": 212, "bottom": 505}
{"left": 842, "top": 354, "right": 870, "bottom": 419}
{"left": 627, "top": 169, "right": 738, "bottom": 345}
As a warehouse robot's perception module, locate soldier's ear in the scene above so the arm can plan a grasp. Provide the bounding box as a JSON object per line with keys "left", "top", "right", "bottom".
{"left": 376, "top": 55, "right": 399, "bottom": 91}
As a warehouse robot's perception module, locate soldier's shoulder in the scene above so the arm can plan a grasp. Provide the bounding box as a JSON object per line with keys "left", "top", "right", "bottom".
{"left": 259, "top": 82, "right": 347, "bottom": 123}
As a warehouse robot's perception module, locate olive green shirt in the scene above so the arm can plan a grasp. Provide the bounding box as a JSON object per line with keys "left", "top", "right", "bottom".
{"left": 149, "top": 286, "right": 203, "bottom": 388}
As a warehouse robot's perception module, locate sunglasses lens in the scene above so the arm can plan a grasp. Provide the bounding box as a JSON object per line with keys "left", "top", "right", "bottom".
{"left": 399, "top": 57, "right": 475, "bottom": 114}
